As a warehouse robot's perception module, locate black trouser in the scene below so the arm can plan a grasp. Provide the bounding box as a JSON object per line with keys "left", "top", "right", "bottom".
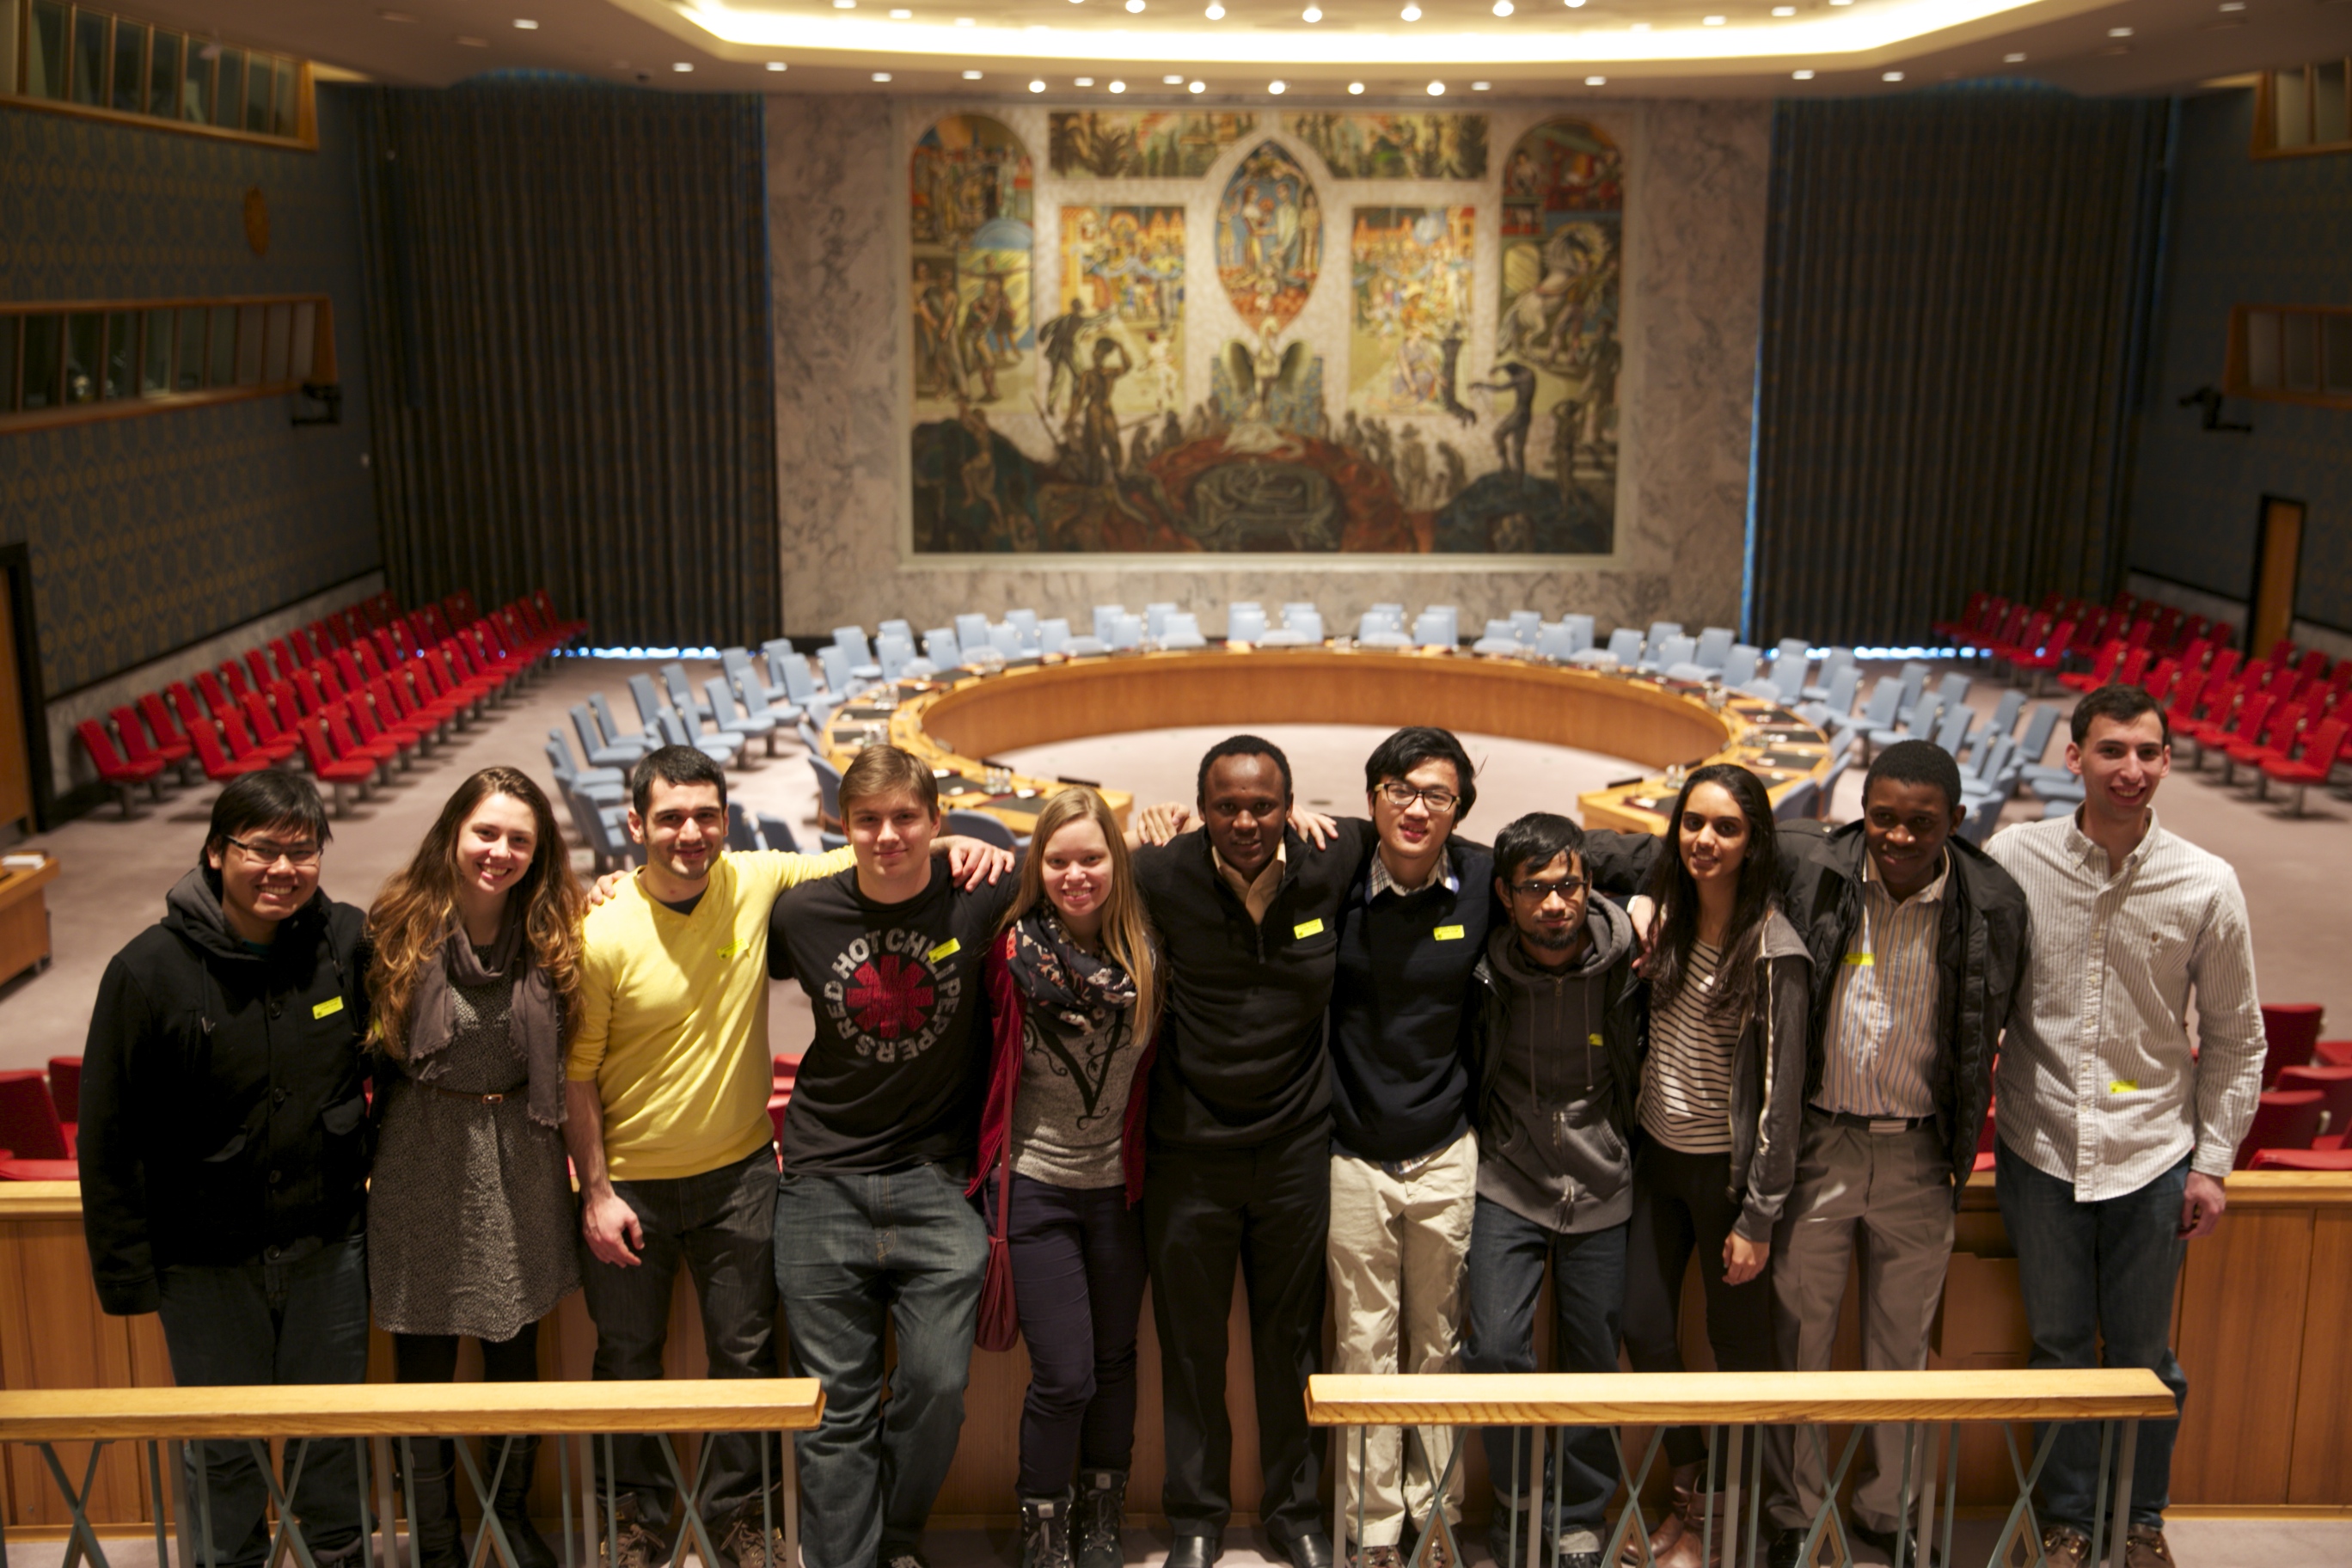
{"left": 1622, "top": 1142, "right": 1777, "bottom": 1479}
{"left": 394, "top": 1323, "right": 542, "bottom": 1384}
{"left": 579, "top": 1146, "right": 780, "bottom": 1538}
{"left": 1143, "top": 1122, "right": 1330, "bottom": 1543}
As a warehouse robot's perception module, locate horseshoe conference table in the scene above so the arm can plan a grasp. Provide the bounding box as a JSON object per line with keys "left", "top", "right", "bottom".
{"left": 818, "top": 644, "right": 1837, "bottom": 834}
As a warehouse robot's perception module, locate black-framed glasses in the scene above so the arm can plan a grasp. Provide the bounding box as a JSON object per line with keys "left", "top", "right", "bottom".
{"left": 1507, "top": 877, "right": 1588, "bottom": 901}
{"left": 1378, "top": 780, "right": 1459, "bottom": 813}
{"left": 224, "top": 834, "right": 322, "bottom": 867}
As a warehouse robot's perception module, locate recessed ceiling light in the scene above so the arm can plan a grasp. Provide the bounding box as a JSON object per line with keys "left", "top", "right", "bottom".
{"left": 1190, "top": 79, "right": 1206, "bottom": 91}
{"left": 1473, "top": 80, "right": 1491, "bottom": 89}
{"left": 513, "top": 18, "right": 538, "bottom": 29}
{"left": 1165, "top": 72, "right": 1185, "bottom": 82}
{"left": 1792, "top": 67, "right": 1814, "bottom": 77}
{"left": 1206, "top": 0, "right": 1225, "bottom": 14}
{"left": 1111, "top": 79, "right": 1128, "bottom": 91}
{"left": 1882, "top": 69, "right": 1903, "bottom": 80}
{"left": 1427, "top": 79, "right": 1445, "bottom": 94}
{"left": 456, "top": 34, "right": 488, "bottom": 46}
{"left": 956, "top": 14, "right": 976, "bottom": 21}
{"left": 1704, "top": 14, "right": 1726, "bottom": 23}
{"left": 963, "top": 69, "right": 983, "bottom": 78}
{"left": 767, "top": 60, "right": 787, "bottom": 70}
{"left": 1030, "top": 78, "right": 1047, "bottom": 90}
{"left": 1828, "top": 0, "right": 1850, "bottom": 7}
{"left": 1348, "top": 80, "right": 1365, "bottom": 92}
{"left": 1772, "top": 4, "right": 1794, "bottom": 13}
{"left": 1270, "top": 78, "right": 1286, "bottom": 93}
{"left": 1125, "top": 0, "right": 1145, "bottom": 10}
{"left": 1076, "top": 75, "right": 1094, "bottom": 84}
{"left": 2219, "top": 2, "right": 2245, "bottom": 9}
{"left": 1630, "top": 20, "right": 1650, "bottom": 29}
{"left": 889, "top": 7, "right": 911, "bottom": 15}
{"left": 1585, "top": 74, "right": 1606, "bottom": 85}
{"left": 1493, "top": 0, "right": 1514, "bottom": 14}
{"left": 1401, "top": 3, "right": 1421, "bottom": 16}
{"left": 1565, "top": 0, "right": 1585, "bottom": 8}
{"left": 379, "top": 10, "right": 416, "bottom": 20}
{"left": 2004, "top": 50, "right": 2025, "bottom": 60}
{"left": 1305, "top": 3, "right": 1323, "bottom": 18}
{"left": 2109, "top": 25, "right": 2132, "bottom": 34}
{"left": 834, "top": 0, "right": 854, "bottom": 9}
{"left": 673, "top": 61, "right": 693, "bottom": 70}
{"left": 873, "top": 70, "right": 891, "bottom": 81}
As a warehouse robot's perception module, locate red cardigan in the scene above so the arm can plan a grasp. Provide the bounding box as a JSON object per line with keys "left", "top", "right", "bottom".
{"left": 970, "top": 928, "right": 1155, "bottom": 1206}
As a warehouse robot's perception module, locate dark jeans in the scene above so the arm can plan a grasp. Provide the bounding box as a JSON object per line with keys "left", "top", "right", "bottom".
{"left": 775, "top": 1160, "right": 988, "bottom": 1568}
{"left": 985, "top": 1173, "right": 1148, "bottom": 1497}
{"left": 155, "top": 1234, "right": 372, "bottom": 1568}
{"left": 1462, "top": 1198, "right": 1628, "bottom": 1531}
{"left": 579, "top": 1145, "right": 780, "bottom": 1540}
{"left": 1622, "top": 1142, "right": 1776, "bottom": 1479}
{"left": 1143, "top": 1122, "right": 1330, "bottom": 1544}
{"left": 1995, "top": 1143, "right": 2191, "bottom": 1534}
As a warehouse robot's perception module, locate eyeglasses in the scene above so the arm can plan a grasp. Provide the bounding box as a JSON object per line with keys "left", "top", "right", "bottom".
{"left": 1507, "top": 877, "right": 1588, "bottom": 901}
{"left": 1378, "top": 781, "right": 1459, "bottom": 813}
{"left": 224, "top": 835, "right": 322, "bottom": 867}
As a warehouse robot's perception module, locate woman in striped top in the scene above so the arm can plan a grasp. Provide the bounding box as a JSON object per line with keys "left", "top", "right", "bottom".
{"left": 1623, "top": 764, "right": 1812, "bottom": 1568}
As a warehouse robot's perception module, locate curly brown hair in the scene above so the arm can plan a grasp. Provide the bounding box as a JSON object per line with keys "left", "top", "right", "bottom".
{"left": 366, "top": 767, "right": 585, "bottom": 1060}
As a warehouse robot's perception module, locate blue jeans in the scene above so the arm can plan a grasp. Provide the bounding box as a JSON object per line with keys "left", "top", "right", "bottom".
{"left": 156, "top": 1235, "right": 372, "bottom": 1568}
{"left": 1994, "top": 1142, "right": 2190, "bottom": 1534}
{"left": 1461, "top": 1198, "right": 1627, "bottom": 1532}
{"left": 775, "top": 1161, "right": 987, "bottom": 1568}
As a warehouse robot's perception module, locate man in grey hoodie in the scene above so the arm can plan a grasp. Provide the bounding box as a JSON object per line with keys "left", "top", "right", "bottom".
{"left": 1461, "top": 812, "right": 1642, "bottom": 1568}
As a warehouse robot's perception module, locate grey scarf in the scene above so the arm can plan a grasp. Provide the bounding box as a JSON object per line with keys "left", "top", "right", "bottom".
{"left": 407, "top": 914, "right": 564, "bottom": 1127}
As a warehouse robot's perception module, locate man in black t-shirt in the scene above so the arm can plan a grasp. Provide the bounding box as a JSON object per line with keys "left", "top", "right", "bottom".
{"left": 768, "top": 745, "right": 1019, "bottom": 1568}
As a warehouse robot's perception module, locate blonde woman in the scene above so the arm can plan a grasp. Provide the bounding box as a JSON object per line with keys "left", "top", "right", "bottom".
{"left": 365, "top": 767, "right": 585, "bottom": 1568}
{"left": 972, "top": 787, "right": 1162, "bottom": 1568}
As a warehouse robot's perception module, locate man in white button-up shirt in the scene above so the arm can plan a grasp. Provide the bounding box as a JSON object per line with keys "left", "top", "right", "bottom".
{"left": 1986, "top": 684, "right": 2265, "bottom": 1568}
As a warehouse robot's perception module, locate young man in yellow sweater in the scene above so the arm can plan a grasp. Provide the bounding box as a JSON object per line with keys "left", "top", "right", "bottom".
{"left": 566, "top": 746, "right": 1008, "bottom": 1568}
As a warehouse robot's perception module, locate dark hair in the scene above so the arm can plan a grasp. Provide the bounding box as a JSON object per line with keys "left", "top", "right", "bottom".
{"left": 205, "top": 770, "right": 331, "bottom": 859}
{"left": 629, "top": 744, "right": 728, "bottom": 818}
{"left": 1197, "top": 733, "right": 1293, "bottom": 805}
{"left": 839, "top": 744, "right": 941, "bottom": 816}
{"left": 2071, "top": 683, "right": 2169, "bottom": 746}
{"left": 1494, "top": 812, "right": 1584, "bottom": 885}
{"left": 1363, "top": 726, "right": 1479, "bottom": 822}
{"left": 1864, "top": 739, "right": 1965, "bottom": 815}
{"left": 1640, "top": 763, "right": 1781, "bottom": 1021}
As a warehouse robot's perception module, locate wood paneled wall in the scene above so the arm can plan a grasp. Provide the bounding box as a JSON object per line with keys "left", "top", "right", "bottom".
{"left": 5, "top": 1174, "right": 2349, "bottom": 1534}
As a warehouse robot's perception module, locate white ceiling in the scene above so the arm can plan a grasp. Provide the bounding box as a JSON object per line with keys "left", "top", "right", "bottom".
{"left": 107, "top": 0, "right": 2352, "bottom": 98}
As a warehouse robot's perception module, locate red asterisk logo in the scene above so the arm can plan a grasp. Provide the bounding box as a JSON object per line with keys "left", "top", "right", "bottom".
{"left": 846, "top": 954, "right": 935, "bottom": 1040}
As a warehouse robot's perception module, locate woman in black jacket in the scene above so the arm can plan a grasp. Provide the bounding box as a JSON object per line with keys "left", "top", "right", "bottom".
{"left": 78, "top": 772, "right": 373, "bottom": 1568}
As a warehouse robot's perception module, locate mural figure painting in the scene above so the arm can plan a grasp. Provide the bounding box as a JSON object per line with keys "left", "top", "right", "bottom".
{"left": 1284, "top": 111, "right": 1489, "bottom": 180}
{"left": 1048, "top": 109, "right": 1259, "bottom": 177}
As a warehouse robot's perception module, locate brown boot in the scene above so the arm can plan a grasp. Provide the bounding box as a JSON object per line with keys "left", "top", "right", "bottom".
{"left": 1622, "top": 1463, "right": 1698, "bottom": 1568}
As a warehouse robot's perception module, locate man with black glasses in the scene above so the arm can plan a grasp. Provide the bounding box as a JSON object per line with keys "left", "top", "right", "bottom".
{"left": 81, "top": 772, "right": 374, "bottom": 1568}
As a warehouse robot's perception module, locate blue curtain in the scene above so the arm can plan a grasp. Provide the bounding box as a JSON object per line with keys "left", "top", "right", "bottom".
{"left": 1749, "top": 88, "right": 2170, "bottom": 645}
{"left": 351, "top": 83, "right": 777, "bottom": 647}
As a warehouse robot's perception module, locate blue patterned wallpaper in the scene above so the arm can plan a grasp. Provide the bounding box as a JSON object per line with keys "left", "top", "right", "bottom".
{"left": 2127, "top": 88, "right": 2352, "bottom": 631}
{"left": 0, "top": 86, "right": 379, "bottom": 695}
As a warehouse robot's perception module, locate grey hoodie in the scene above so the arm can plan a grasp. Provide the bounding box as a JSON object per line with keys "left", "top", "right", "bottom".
{"left": 1471, "top": 899, "right": 1640, "bottom": 1234}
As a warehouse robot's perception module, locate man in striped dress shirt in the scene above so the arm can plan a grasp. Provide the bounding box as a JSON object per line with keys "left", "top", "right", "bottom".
{"left": 1985, "top": 684, "right": 2264, "bottom": 1568}
{"left": 1759, "top": 741, "right": 2030, "bottom": 1568}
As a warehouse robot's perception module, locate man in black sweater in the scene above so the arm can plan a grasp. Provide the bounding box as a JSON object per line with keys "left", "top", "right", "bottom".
{"left": 1323, "top": 728, "right": 1492, "bottom": 1567}
{"left": 1132, "top": 736, "right": 1367, "bottom": 1568}
{"left": 79, "top": 773, "right": 374, "bottom": 1568}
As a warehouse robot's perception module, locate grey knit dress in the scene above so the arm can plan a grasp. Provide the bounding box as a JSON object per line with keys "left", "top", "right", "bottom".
{"left": 367, "top": 975, "right": 579, "bottom": 1340}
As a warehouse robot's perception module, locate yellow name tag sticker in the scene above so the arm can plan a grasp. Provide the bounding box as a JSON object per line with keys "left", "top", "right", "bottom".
{"left": 312, "top": 995, "right": 345, "bottom": 1020}
{"left": 2110, "top": 1079, "right": 2138, "bottom": 1094}
{"left": 1844, "top": 952, "right": 1874, "bottom": 966}
{"left": 717, "top": 939, "right": 747, "bottom": 959}
{"left": 1293, "top": 918, "right": 1325, "bottom": 940}
{"left": 928, "top": 938, "right": 962, "bottom": 963}
{"left": 1433, "top": 924, "right": 1466, "bottom": 941}
{"left": 1589, "top": 1032, "right": 1604, "bottom": 1047}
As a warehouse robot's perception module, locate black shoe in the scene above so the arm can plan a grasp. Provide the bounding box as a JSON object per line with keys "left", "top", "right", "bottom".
{"left": 402, "top": 1441, "right": 465, "bottom": 1568}
{"left": 1166, "top": 1532, "right": 1222, "bottom": 1568}
{"left": 1020, "top": 1491, "right": 1075, "bottom": 1568}
{"left": 1274, "top": 1531, "right": 1335, "bottom": 1568}
{"left": 488, "top": 1436, "right": 558, "bottom": 1568}
{"left": 1848, "top": 1520, "right": 1939, "bottom": 1568}
{"left": 1073, "top": 1469, "right": 1128, "bottom": 1568}
{"left": 1766, "top": 1528, "right": 1810, "bottom": 1568}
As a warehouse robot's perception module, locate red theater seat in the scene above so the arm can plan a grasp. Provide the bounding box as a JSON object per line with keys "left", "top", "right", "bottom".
{"left": 2261, "top": 1003, "right": 2324, "bottom": 1086}
{"left": 2250, "top": 1148, "right": 2352, "bottom": 1173}
{"left": 0, "top": 1071, "right": 73, "bottom": 1161}
{"left": 2237, "top": 1089, "right": 2324, "bottom": 1168}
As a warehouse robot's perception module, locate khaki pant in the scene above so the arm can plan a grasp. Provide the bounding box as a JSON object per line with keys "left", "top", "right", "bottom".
{"left": 1326, "top": 1130, "right": 1478, "bottom": 1546}
{"left": 1765, "top": 1112, "right": 1957, "bottom": 1534}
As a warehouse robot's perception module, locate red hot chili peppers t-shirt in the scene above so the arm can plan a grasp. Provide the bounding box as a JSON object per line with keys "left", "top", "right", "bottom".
{"left": 769, "top": 859, "right": 1019, "bottom": 1173}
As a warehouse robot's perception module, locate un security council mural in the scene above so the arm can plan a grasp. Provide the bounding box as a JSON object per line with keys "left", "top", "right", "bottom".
{"left": 908, "top": 108, "right": 1624, "bottom": 558}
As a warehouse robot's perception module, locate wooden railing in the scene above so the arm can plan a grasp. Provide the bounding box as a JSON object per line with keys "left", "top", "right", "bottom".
{"left": 1307, "top": 1369, "right": 2177, "bottom": 1568}
{"left": 0, "top": 1380, "right": 825, "bottom": 1568}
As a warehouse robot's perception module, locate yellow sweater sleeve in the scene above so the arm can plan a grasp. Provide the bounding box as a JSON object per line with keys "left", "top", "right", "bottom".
{"left": 742, "top": 846, "right": 855, "bottom": 897}
{"left": 567, "top": 910, "right": 622, "bottom": 1081}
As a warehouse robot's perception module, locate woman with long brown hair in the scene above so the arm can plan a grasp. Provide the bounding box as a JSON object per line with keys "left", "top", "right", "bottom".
{"left": 971, "top": 787, "right": 1161, "bottom": 1568}
{"left": 365, "top": 767, "right": 585, "bottom": 1568}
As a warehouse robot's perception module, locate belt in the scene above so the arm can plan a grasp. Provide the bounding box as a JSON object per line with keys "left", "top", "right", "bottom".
{"left": 420, "top": 1081, "right": 516, "bottom": 1105}
{"left": 1812, "top": 1107, "right": 1932, "bottom": 1135}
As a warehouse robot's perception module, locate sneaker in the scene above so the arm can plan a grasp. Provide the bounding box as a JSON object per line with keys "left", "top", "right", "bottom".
{"left": 600, "top": 1503, "right": 669, "bottom": 1568}
{"left": 714, "top": 1496, "right": 784, "bottom": 1568}
{"left": 2038, "top": 1528, "right": 2092, "bottom": 1568}
{"left": 1408, "top": 1523, "right": 1458, "bottom": 1568}
{"left": 1357, "top": 1549, "right": 1404, "bottom": 1568}
{"left": 883, "top": 1554, "right": 933, "bottom": 1568}
{"left": 2122, "top": 1527, "right": 2174, "bottom": 1568}
{"left": 1557, "top": 1527, "right": 1608, "bottom": 1568}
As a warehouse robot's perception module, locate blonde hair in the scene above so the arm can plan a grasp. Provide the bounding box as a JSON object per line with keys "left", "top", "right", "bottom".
{"left": 1000, "top": 787, "right": 1161, "bottom": 1042}
{"left": 838, "top": 744, "right": 940, "bottom": 817}
{"left": 365, "top": 768, "right": 585, "bottom": 1060}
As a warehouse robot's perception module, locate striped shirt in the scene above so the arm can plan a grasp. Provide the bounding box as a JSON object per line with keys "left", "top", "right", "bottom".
{"left": 1816, "top": 853, "right": 1946, "bottom": 1118}
{"left": 1640, "top": 940, "right": 1740, "bottom": 1155}
{"left": 1985, "top": 811, "right": 2266, "bottom": 1202}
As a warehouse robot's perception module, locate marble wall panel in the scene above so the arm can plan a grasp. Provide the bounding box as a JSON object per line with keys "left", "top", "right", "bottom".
{"left": 769, "top": 93, "right": 1768, "bottom": 637}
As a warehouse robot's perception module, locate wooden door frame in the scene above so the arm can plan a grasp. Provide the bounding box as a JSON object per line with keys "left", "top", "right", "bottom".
{"left": 2246, "top": 493, "right": 2306, "bottom": 655}
{"left": 0, "top": 543, "right": 58, "bottom": 834}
